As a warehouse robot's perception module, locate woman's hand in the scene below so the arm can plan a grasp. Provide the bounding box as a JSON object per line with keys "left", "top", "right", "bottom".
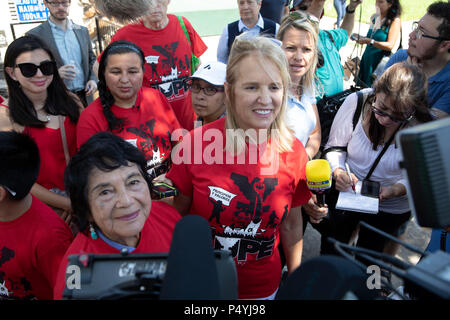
{"left": 379, "top": 183, "right": 406, "bottom": 202}
{"left": 303, "top": 195, "right": 328, "bottom": 224}
{"left": 333, "top": 168, "right": 358, "bottom": 192}
{"left": 357, "top": 37, "right": 371, "bottom": 45}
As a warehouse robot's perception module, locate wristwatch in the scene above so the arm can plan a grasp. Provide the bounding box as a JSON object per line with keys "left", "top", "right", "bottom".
{"left": 370, "top": 39, "right": 375, "bottom": 46}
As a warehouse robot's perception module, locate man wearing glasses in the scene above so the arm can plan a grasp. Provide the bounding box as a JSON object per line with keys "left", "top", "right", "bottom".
{"left": 384, "top": 1, "right": 450, "bottom": 115}
{"left": 26, "top": 0, "right": 98, "bottom": 107}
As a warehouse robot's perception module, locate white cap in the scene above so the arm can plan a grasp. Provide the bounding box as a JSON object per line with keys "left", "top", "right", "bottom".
{"left": 190, "top": 61, "right": 227, "bottom": 87}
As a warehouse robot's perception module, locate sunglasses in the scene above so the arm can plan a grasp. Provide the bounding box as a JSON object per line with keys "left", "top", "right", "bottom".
{"left": 288, "top": 11, "right": 319, "bottom": 24}
{"left": 371, "top": 102, "right": 414, "bottom": 124}
{"left": 15, "top": 61, "right": 56, "bottom": 78}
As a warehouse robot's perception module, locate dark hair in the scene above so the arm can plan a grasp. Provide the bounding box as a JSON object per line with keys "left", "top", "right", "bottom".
{"left": 427, "top": 1, "right": 450, "bottom": 40}
{"left": 0, "top": 131, "right": 40, "bottom": 200}
{"left": 367, "top": 63, "right": 433, "bottom": 149}
{"left": 64, "top": 132, "right": 151, "bottom": 231}
{"left": 3, "top": 36, "right": 80, "bottom": 128}
{"left": 383, "top": 0, "right": 402, "bottom": 28}
{"left": 98, "top": 40, "right": 145, "bottom": 132}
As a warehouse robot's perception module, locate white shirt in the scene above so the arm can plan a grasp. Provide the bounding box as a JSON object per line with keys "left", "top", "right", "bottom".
{"left": 217, "top": 14, "right": 280, "bottom": 63}
{"left": 286, "top": 90, "right": 317, "bottom": 146}
{"left": 325, "top": 89, "right": 409, "bottom": 214}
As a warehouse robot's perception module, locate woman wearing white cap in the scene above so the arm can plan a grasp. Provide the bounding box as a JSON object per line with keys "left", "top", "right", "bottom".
{"left": 189, "top": 61, "right": 227, "bottom": 127}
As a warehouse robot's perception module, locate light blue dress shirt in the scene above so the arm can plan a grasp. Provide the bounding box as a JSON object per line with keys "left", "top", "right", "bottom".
{"left": 217, "top": 14, "right": 280, "bottom": 63}
{"left": 286, "top": 91, "right": 317, "bottom": 146}
{"left": 97, "top": 228, "right": 136, "bottom": 253}
{"left": 49, "top": 19, "right": 85, "bottom": 91}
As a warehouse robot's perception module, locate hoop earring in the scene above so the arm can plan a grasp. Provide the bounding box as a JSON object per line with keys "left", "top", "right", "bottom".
{"left": 89, "top": 223, "right": 98, "bottom": 240}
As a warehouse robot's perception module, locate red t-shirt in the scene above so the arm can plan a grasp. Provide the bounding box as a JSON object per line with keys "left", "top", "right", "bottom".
{"left": 23, "top": 117, "right": 77, "bottom": 191}
{"left": 0, "top": 196, "right": 73, "bottom": 299}
{"left": 107, "top": 15, "right": 208, "bottom": 131}
{"left": 166, "top": 118, "right": 311, "bottom": 299}
{"left": 77, "top": 87, "right": 182, "bottom": 174}
{"left": 53, "top": 200, "right": 180, "bottom": 299}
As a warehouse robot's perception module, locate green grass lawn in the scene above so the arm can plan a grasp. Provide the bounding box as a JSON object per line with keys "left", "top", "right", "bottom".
{"left": 323, "top": 0, "right": 436, "bottom": 23}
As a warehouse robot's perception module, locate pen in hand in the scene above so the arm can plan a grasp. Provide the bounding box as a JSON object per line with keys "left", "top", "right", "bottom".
{"left": 345, "top": 162, "right": 356, "bottom": 194}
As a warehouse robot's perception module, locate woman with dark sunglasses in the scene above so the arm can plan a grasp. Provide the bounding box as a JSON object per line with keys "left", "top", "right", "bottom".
{"left": 1, "top": 35, "right": 82, "bottom": 230}
{"left": 317, "top": 63, "right": 434, "bottom": 258}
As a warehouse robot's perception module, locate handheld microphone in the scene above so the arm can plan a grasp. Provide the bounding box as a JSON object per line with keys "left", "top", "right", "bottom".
{"left": 305, "top": 159, "right": 332, "bottom": 207}
{"left": 93, "top": 0, "right": 152, "bottom": 23}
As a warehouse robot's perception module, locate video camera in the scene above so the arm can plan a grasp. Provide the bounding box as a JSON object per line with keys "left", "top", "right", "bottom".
{"left": 62, "top": 215, "right": 238, "bottom": 300}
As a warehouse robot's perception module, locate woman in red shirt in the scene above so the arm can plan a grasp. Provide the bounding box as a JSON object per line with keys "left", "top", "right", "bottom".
{"left": 54, "top": 132, "right": 180, "bottom": 299}
{"left": 3, "top": 36, "right": 82, "bottom": 224}
{"left": 76, "top": 40, "right": 181, "bottom": 180}
{"left": 167, "top": 36, "right": 312, "bottom": 299}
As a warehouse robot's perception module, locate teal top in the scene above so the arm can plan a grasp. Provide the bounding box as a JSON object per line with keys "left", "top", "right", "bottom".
{"left": 316, "top": 28, "right": 348, "bottom": 100}
{"left": 357, "top": 17, "right": 391, "bottom": 88}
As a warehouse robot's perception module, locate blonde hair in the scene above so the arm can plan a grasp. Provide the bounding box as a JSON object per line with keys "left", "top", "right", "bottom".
{"left": 277, "top": 10, "right": 320, "bottom": 97}
{"left": 224, "top": 35, "right": 294, "bottom": 155}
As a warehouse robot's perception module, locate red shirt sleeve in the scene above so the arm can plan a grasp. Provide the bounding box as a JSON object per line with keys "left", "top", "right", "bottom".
{"left": 182, "top": 16, "right": 208, "bottom": 58}
{"left": 166, "top": 132, "right": 194, "bottom": 197}
{"left": 76, "top": 100, "right": 108, "bottom": 150}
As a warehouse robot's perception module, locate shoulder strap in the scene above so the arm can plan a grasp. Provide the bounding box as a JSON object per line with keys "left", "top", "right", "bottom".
{"left": 365, "top": 122, "right": 403, "bottom": 180}
{"left": 177, "top": 16, "right": 191, "bottom": 46}
{"left": 352, "top": 90, "right": 365, "bottom": 129}
{"left": 322, "top": 90, "right": 365, "bottom": 157}
{"left": 58, "top": 116, "right": 70, "bottom": 166}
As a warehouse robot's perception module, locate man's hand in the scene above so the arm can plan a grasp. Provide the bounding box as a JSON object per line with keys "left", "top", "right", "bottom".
{"left": 85, "top": 80, "right": 97, "bottom": 96}
{"left": 58, "top": 64, "right": 76, "bottom": 81}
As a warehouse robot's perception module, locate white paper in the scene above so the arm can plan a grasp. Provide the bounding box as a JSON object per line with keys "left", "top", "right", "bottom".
{"left": 336, "top": 181, "right": 379, "bottom": 214}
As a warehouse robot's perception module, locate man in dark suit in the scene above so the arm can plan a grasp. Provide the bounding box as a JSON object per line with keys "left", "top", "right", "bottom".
{"left": 26, "top": 0, "right": 97, "bottom": 106}
{"left": 260, "top": 0, "right": 291, "bottom": 24}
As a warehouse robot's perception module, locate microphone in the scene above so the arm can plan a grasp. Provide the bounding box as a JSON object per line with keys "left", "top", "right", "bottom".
{"left": 305, "top": 159, "right": 332, "bottom": 207}
{"left": 276, "top": 255, "right": 379, "bottom": 300}
{"left": 93, "top": 0, "right": 152, "bottom": 23}
{"left": 160, "top": 215, "right": 235, "bottom": 299}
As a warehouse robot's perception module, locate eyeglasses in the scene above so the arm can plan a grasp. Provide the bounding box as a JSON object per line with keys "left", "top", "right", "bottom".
{"left": 188, "top": 81, "right": 224, "bottom": 96}
{"left": 46, "top": 1, "right": 70, "bottom": 7}
{"left": 288, "top": 11, "right": 319, "bottom": 24}
{"left": 371, "top": 101, "right": 414, "bottom": 123}
{"left": 411, "top": 22, "right": 447, "bottom": 41}
{"left": 15, "top": 61, "right": 56, "bottom": 78}
{"left": 1, "top": 185, "right": 16, "bottom": 197}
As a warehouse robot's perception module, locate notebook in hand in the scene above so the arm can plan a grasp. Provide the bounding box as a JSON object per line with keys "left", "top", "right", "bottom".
{"left": 336, "top": 181, "right": 379, "bottom": 214}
